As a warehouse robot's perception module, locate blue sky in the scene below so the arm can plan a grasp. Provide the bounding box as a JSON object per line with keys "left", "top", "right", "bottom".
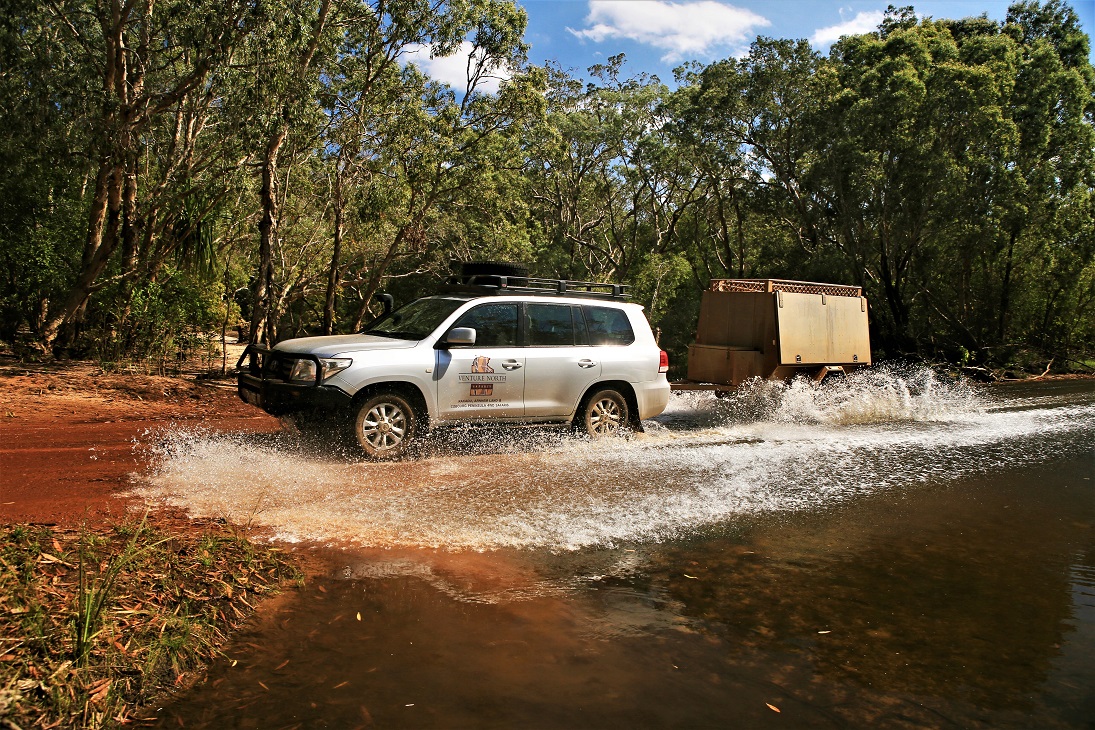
{"left": 518, "top": 0, "right": 1095, "bottom": 82}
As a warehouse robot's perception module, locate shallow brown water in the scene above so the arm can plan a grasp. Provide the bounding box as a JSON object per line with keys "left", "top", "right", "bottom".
{"left": 140, "top": 373, "right": 1095, "bottom": 728}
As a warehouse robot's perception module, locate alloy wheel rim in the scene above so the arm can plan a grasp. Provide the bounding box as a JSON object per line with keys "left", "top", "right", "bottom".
{"left": 361, "top": 403, "right": 407, "bottom": 450}
{"left": 589, "top": 398, "right": 621, "bottom": 435}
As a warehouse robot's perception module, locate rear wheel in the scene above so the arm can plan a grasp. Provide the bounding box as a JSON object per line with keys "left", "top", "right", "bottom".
{"left": 352, "top": 392, "right": 417, "bottom": 460}
{"left": 579, "top": 388, "right": 629, "bottom": 438}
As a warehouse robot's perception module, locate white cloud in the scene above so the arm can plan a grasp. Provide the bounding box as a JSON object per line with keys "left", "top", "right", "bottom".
{"left": 404, "top": 42, "right": 512, "bottom": 94}
{"left": 568, "top": 0, "right": 770, "bottom": 63}
{"left": 811, "top": 10, "right": 885, "bottom": 47}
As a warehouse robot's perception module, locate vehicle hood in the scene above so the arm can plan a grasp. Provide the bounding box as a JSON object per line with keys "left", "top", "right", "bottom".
{"left": 273, "top": 334, "right": 418, "bottom": 356}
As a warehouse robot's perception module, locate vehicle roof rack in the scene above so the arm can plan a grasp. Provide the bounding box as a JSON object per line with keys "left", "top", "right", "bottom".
{"left": 439, "top": 275, "right": 629, "bottom": 301}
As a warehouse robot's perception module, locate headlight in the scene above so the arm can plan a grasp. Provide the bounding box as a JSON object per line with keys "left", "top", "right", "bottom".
{"left": 287, "top": 357, "right": 352, "bottom": 384}
{"left": 319, "top": 358, "right": 352, "bottom": 380}
{"left": 288, "top": 359, "right": 318, "bottom": 383}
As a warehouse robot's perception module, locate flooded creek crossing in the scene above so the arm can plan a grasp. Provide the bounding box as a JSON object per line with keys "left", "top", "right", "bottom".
{"left": 133, "top": 370, "right": 1095, "bottom": 728}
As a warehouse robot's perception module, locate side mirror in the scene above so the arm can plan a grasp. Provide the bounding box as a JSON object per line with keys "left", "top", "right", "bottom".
{"left": 375, "top": 293, "right": 394, "bottom": 316}
{"left": 438, "top": 327, "right": 476, "bottom": 348}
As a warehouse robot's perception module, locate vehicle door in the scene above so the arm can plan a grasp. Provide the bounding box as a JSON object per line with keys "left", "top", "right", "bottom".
{"left": 435, "top": 302, "right": 525, "bottom": 420}
{"left": 522, "top": 303, "right": 601, "bottom": 417}
{"left": 584, "top": 304, "right": 641, "bottom": 382}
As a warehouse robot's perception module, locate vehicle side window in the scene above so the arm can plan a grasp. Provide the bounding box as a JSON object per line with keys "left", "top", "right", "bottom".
{"left": 526, "top": 303, "right": 577, "bottom": 347}
{"left": 584, "top": 306, "right": 635, "bottom": 346}
{"left": 451, "top": 303, "right": 519, "bottom": 347}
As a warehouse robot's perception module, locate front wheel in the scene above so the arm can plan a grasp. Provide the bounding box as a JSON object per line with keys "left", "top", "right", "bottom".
{"left": 579, "top": 389, "right": 630, "bottom": 438}
{"left": 352, "top": 392, "right": 417, "bottom": 460}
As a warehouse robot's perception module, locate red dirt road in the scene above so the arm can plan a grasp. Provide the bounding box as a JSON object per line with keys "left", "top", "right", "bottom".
{"left": 0, "top": 363, "right": 280, "bottom": 526}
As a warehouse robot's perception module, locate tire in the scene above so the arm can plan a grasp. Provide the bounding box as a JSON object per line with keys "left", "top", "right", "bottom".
{"left": 351, "top": 392, "right": 417, "bottom": 460}
{"left": 579, "top": 388, "right": 630, "bottom": 438}
{"left": 458, "top": 261, "right": 528, "bottom": 286}
{"left": 459, "top": 260, "right": 528, "bottom": 278}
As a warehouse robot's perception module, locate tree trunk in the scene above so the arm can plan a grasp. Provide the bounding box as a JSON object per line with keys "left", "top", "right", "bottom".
{"left": 250, "top": 130, "right": 286, "bottom": 345}
{"left": 323, "top": 167, "right": 343, "bottom": 335}
{"left": 878, "top": 238, "right": 912, "bottom": 354}
{"left": 998, "top": 226, "right": 1019, "bottom": 342}
{"left": 37, "top": 156, "right": 124, "bottom": 351}
{"left": 249, "top": 0, "right": 332, "bottom": 345}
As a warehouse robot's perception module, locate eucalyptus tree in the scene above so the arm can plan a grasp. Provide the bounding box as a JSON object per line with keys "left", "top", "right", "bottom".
{"left": 328, "top": 0, "right": 545, "bottom": 331}
{"left": 807, "top": 8, "right": 1068, "bottom": 355}
{"left": 668, "top": 39, "right": 832, "bottom": 286}
{"left": 528, "top": 55, "right": 699, "bottom": 292}
{"left": 18, "top": 0, "right": 253, "bottom": 353}
{"left": 344, "top": 65, "right": 548, "bottom": 330}
{"left": 315, "top": 0, "right": 491, "bottom": 335}
{"left": 667, "top": 2, "right": 1093, "bottom": 363}
{"left": 993, "top": 0, "right": 1095, "bottom": 352}
{"left": 0, "top": 1, "right": 92, "bottom": 344}
{"left": 820, "top": 3, "right": 1094, "bottom": 360}
{"left": 662, "top": 61, "right": 752, "bottom": 285}
{"left": 231, "top": 0, "right": 336, "bottom": 345}
{"left": 232, "top": 0, "right": 543, "bottom": 341}
{"left": 525, "top": 62, "right": 622, "bottom": 280}
{"left": 819, "top": 14, "right": 977, "bottom": 351}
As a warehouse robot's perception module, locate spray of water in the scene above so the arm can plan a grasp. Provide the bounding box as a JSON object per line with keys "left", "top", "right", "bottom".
{"left": 130, "top": 365, "right": 1093, "bottom": 552}
{"left": 660, "top": 362, "right": 985, "bottom": 429}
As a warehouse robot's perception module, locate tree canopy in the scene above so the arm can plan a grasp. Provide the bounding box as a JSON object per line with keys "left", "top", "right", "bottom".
{"left": 2, "top": 0, "right": 1092, "bottom": 373}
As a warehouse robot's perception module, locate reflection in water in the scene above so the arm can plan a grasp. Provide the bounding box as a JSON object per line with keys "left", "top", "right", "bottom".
{"left": 135, "top": 375, "right": 1095, "bottom": 728}
{"left": 1051, "top": 545, "right": 1095, "bottom": 724}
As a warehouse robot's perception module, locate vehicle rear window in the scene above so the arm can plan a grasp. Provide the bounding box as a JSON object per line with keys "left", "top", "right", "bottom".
{"left": 584, "top": 306, "right": 635, "bottom": 346}
{"left": 526, "top": 303, "right": 579, "bottom": 346}
{"left": 451, "top": 303, "right": 519, "bottom": 347}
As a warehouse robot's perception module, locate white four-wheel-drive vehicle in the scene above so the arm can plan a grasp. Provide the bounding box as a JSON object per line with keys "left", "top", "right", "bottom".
{"left": 237, "top": 269, "right": 671, "bottom": 459}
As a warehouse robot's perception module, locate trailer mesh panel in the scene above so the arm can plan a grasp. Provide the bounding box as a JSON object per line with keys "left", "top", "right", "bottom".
{"left": 709, "top": 279, "right": 862, "bottom": 298}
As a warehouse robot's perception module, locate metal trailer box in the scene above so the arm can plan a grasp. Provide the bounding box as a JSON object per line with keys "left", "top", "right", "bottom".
{"left": 685, "top": 279, "right": 870, "bottom": 387}
{"left": 685, "top": 345, "right": 766, "bottom": 386}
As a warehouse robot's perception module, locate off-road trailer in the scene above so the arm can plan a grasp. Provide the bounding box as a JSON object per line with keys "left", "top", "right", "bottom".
{"left": 671, "top": 279, "right": 871, "bottom": 394}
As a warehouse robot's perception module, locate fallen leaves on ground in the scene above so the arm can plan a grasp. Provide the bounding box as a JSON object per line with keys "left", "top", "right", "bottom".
{"left": 0, "top": 518, "right": 302, "bottom": 729}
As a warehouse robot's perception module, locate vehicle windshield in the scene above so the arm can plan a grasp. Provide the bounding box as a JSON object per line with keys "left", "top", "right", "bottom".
{"left": 363, "top": 297, "right": 468, "bottom": 340}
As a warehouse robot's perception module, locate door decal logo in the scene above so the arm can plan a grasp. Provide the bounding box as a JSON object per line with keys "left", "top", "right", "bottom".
{"left": 459, "top": 355, "right": 507, "bottom": 396}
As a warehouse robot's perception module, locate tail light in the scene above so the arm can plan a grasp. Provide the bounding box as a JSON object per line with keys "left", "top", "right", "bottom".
{"left": 658, "top": 350, "right": 669, "bottom": 374}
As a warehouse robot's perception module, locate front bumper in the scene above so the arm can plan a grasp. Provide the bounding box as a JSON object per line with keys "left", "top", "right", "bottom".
{"left": 236, "top": 345, "right": 352, "bottom": 416}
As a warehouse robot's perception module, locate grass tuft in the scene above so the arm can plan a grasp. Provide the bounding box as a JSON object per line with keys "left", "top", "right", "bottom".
{"left": 0, "top": 517, "right": 301, "bottom": 728}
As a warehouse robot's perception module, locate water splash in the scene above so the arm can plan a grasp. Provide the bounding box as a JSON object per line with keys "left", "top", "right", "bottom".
{"left": 129, "top": 368, "right": 1093, "bottom": 552}
{"left": 664, "top": 363, "right": 985, "bottom": 428}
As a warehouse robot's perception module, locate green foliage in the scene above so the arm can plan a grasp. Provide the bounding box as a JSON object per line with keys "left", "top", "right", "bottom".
{"left": 74, "top": 518, "right": 172, "bottom": 664}
{"left": 85, "top": 267, "right": 226, "bottom": 368}
{"left": 1, "top": 0, "right": 1092, "bottom": 371}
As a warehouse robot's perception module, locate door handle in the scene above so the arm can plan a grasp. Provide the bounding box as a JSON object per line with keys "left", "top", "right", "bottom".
{"left": 577, "top": 359, "right": 597, "bottom": 368}
{"left": 501, "top": 360, "right": 523, "bottom": 370}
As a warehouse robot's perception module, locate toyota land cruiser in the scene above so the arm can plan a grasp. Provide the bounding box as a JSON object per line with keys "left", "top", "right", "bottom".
{"left": 237, "top": 270, "right": 670, "bottom": 459}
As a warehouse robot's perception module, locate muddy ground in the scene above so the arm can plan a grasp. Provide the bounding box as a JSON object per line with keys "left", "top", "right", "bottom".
{"left": 0, "top": 359, "right": 281, "bottom": 527}
{"left": 0, "top": 359, "right": 314, "bottom": 728}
